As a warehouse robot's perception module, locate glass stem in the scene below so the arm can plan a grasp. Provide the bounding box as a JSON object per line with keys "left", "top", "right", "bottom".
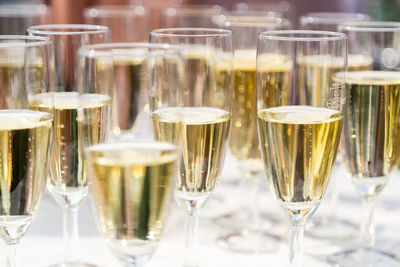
{"left": 6, "top": 244, "right": 18, "bottom": 267}
{"left": 289, "top": 223, "right": 304, "bottom": 267}
{"left": 184, "top": 211, "right": 199, "bottom": 267}
{"left": 64, "top": 207, "right": 79, "bottom": 263}
{"left": 361, "top": 199, "right": 375, "bottom": 247}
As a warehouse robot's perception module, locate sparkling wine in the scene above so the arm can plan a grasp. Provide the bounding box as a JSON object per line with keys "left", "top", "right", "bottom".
{"left": 258, "top": 106, "right": 343, "bottom": 215}
{"left": 152, "top": 107, "right": 230, "bottom": 194}
{"left": 29, "top": 92, "right": 111, "bottom": 189}
{"left": 86, "top": 141, "right": 178, "bottom": 255}
{"left": 0, "top": 110, "right": 51, "bottom": 229}
{"left": 342, "top": 71, "right": 400, "bottom": 198}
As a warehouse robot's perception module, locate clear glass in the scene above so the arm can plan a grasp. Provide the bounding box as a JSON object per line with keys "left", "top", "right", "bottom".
{"left": 326, "top": 21, "right": 400, "bottom": 266}
{"left": 299, "top": 12, "right": 372, "bottom": 241}
{"left": 83, "top": 5, "right": 150, "bottom": 43}
{"left": 86, "top": 140, "right": 179, "bottom": 267}
{"left": 256, "top": 30, "right": 346, "bottom": 267}
{"left": 79, "top": 42, "right": 183, "bottom": 141}
{"left": 161, "top": 4, "right": 224, "bottom": 28}
{"left": 300, "top": 12, "right": 371, "bottom": 31}
{"left": 234, "top": 1, "right": 295, "bottom": 21}
{"left": 150, "top": 28, "right": 233, "bottom": 267}
{"left": 213, "top": 16, "right": 291, "bottom": 253}
{"left": 27, "top": 24, "right": 111, "bottom": 267}
{"left": 0, "top": 36, "right": 53, "bottom": 267}
{"left": 0, "top": 3, "right": 51, "bottom": 35}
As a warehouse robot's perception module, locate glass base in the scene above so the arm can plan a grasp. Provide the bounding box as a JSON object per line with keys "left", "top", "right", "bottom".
{"left": 326, "top": 247, "right": 400, "bottom": 267}
{"left": 306, "top": 216, "right": 358, "bottom": 241}
{"left": 217, "top": 229, "right": 284, "bottom": 253}
{"left": 214, "top": 208, "right": 280, "bottom": 230}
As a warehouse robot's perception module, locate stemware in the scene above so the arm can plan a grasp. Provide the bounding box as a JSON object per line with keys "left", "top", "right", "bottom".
{"left": 27, "top": 24, "right": 111, "bottom": 266}
{"left": 0, "top": 36, "right": 53, "bottom": 267}
{"left": 150, "top": 28, "right": 233, "bottom": 267}
{"left": 300, "top": 12, "right": 371, "bottom": 31}
{"left": 0, "top": 3, "right": 51, "bottom": 35}
{"left": 86, "top": 140, "right": 178, "bottom": 267}
{"left": 83, "top": 5, "right": 150, "bottom": 43}
{"left": 326, "top": 21, "right": 400, "bottom": 266}
{"left": 213, "top": 15, "right": 291, "bottom": 253}
{"left": 256, "top": 30, "right": 346, "bottom": 266}
{"left": 234, "top": 1, "right": 295, "bottom": 21}
{"left": 299, "top": 11, "right": 372, "bottom": 241}
{"left": 161, "top": 5, "right": 224, "bottom": 28}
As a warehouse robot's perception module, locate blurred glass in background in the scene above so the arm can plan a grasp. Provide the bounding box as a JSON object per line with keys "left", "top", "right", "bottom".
{"left": 0, "top": 3, "right": 51, "bottom": 34}
{"left": 84, "top": 5, "right": 150, "bottom": 42}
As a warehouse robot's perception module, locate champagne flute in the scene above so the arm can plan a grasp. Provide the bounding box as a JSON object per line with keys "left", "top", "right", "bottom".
{"left": 150, "top": 28, "right": 233, "bottom": 267}
{"left": 83, "top": 5, "right": 150, "bottom": 43}
{"left": 256, "top": 30, "right": 346, "bottom": 267}
{"left": 0, "top": 36, "right": 53, "bottom": 267}
{"left": 0, "top": 3, "right": 51, "bottom": 35}
{"left": 86, "top": 141, "right": 178, "bottom": 267}
{"left": 300, "top": 12, "right": 370, "bottom": 31}
{"left": 326, "top": 21, "right": 400, "bottom": 266}
{"left": 299, "top": 11, "right": 372, "bottom": 241}
{"left": 234, "top": 1, "right": 295, "bottom": 21}
{"left": 79, "top": 42, "right": 183, "bottom": 140}
{"left": 161, "top": 5, "right": 224, "bottom": 28}
{"left": 27, "top": 24, "right": 111, "bottom": 266}
{"left": 213, "top": 14, "right": 291, "bottom": 253}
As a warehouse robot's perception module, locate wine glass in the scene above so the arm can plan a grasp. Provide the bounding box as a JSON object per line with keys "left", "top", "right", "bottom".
{"left": 161, "top": 5, "right": 224, "bottom": 28}
{"left": 300, "top": 12, "right": 371, "bottom": 31}
{"left": 299, "top": 11, "right": 372, "bottom": 241}
{"left": 0, "top": 36, "right": 53, "bottom": 267}
{"left": 0, "top": 3, "right": 51, "bottom": 35}
{"left": 213, "top": 15, "right": 291, "bottom": 253}
{"left": 256, "top": 30, "right": 346, "bottom": 266}
{"left": 27, "top": 24, "right": 111, "bottom": 266}
{"left": 326, "top": 21, "right": 400, "bottom": 266}
{"left": 86, "top": 140, "right": 178, "bottom": 266}
{"left": 150, "top": 28, "right": 233, "bottom": 267}
{"left": 234, "top": 1, "right": 295, "bottom": 21}
{"left": 79, "top": 42, "right": 183, "bottom": 140}
{"left": 83, "top": 5, "right": 150, "bottom": 43}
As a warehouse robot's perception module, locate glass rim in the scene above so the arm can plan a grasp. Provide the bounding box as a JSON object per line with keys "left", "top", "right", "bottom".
{"left": 0, "top": 3, "right": 49, "bottom": 17}
{"left": 163, "top": 4, "right": 223, "bottom": 16}
{"left": 0, "top": 35, "right": 51, "bottom": 48}
{"left": 217, "top": 15, "right": 291, "bottom": 28}
{"left": 83, "top": 5, "right": 148, "bottom": 17}
{"left": 27, "top": 24, "right": 110, "bottom": 36}
{"left": 235, "top": 1, "right": 291, "bottom": 12}
{"left": 150, "top": 28, "right": 232, "bottom": 38}
{"left": 86, "top": 140, "right": 177, "bottom": 153}
{"left": 79, "top": 42, "right": 181, "bottom": 57}
{"left": 300, "top": 12, "right": 370, "bottom": 25}
{"left": 338, "top": 21, "right": 400, "bottom": 32}
{"left": 258, "top": 30, "right": 347, "bottom": 41}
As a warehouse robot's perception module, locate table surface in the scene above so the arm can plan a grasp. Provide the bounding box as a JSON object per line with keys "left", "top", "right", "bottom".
{"left": 6, "top": 154, "right": 400, "bottom": 267}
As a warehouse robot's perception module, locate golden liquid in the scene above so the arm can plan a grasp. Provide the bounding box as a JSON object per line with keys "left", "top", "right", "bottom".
{"left": 0, "top": 60, "right": 43, "bottom": 109}
{"left": 87, "top": 142, "right": 177, "bottom": 253}
{"left": 258, "top": 106, "right": 343, "bottom": 206}
{"left": 0, "top": 110, "right": 52, "bottom": 218}
{"left": 29, "top": 92, "right": 111, "bottom": 189}
{"left": 152, "top": 107, "right": 230, "bottom": 193}
{"left": 343, "top": 72, "right": 400, "bottom": 190}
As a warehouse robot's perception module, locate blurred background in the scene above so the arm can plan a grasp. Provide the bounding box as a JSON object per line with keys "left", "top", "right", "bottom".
{"left": 1, "top": 0, "right": 399, "bottom": 28}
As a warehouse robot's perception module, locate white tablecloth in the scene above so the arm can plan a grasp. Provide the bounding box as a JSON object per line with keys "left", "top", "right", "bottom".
{"left": 7, "top": 154, "right": 400, "bottom": 267}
